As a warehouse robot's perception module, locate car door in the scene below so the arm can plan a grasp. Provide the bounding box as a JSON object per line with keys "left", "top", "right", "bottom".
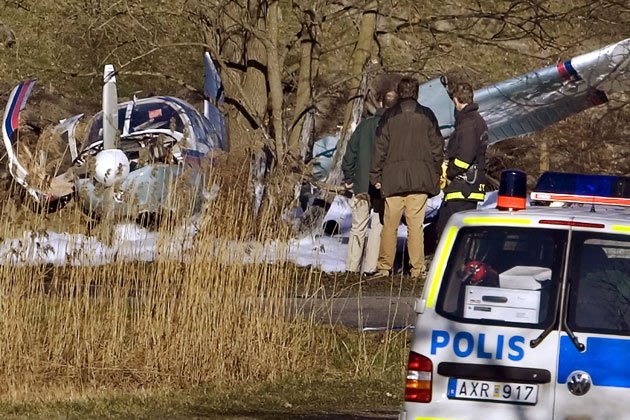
{"left": 554, "top": 231, "right": 630, "bottom": 419}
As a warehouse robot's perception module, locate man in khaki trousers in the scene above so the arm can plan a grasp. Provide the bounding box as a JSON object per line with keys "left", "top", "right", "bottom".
{"left": 369, "top": 77, "right": 443, "bottom": 279}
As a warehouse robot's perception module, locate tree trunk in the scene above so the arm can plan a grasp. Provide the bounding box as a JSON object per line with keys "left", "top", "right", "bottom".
{"left": 214, "top": 1, "right": 271, "bottom": 216}
{"left": 539, "top": 138, "right": 549, "bottom": 172}
{"left": 325, "top": 1, "right": 377, "bottom": 185}
{"left": 288, "top": 10, "right": 316, "bottom": 159}
{"left": 266, "top": 0, "right": 285, "bottom": 162}
{"left": 298, "top": 109, "right": 315, "bottom": 162}
{"left": 297, "top": 2, "right": 375, "bottom": 233}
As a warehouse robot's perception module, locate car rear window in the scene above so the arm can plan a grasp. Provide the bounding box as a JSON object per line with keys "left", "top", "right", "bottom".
{"left": 436, "top": 227, "right": 566, "bottom": 329}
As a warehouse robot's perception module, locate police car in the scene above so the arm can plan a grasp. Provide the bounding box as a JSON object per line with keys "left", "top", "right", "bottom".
{"left": 400, "top": 170, "right": 630, "bottom": 420}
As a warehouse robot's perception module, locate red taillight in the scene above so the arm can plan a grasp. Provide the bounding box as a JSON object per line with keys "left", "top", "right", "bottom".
{"left": 539, "top": 219, "right": 605, "bottom": 228}
{"left": 405, "top": 352, "right": 432, "bottom": 403}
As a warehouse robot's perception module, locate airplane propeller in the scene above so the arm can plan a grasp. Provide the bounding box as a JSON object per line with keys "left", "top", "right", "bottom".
{"left": 94, "top": 64, "right": 130, "bottom": 191}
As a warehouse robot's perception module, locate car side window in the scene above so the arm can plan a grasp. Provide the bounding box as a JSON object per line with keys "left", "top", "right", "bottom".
{"left": 436, "top": 227, "right": 566, "bottom": 328}
{"left": 568, "top": 234, "right": 630, "bottom": 335}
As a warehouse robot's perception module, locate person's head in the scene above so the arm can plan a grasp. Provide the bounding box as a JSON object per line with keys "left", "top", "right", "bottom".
{"left": 382, "top": 90, "right": 399, "bottom": 108}
{"left": 451, "top": 82, "right": 474, "bottom": 111}
{"left": 397, "top": 77, "right": 419, "bottom": 100}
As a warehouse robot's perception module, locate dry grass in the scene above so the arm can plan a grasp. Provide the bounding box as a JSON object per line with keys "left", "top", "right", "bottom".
{"left": 0, "top": 176, "right": 313, "bottom": 401}
{"left": 0, "top": 173, "right": 410, "bottom": 413}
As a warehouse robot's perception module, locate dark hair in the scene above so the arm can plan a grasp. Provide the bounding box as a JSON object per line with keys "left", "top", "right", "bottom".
{"left": 382, "top": 90, "right": 399, "bottom": 108}
{"left": 451, "top": 83, "right": 474, "bottom": 105}
{"left": 397, "top": 77, "right": 419, "bottom": 100}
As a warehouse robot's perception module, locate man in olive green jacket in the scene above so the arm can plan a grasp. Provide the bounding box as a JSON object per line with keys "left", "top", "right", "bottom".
{"left": 370, "top": 77, "right": 443, "bottom": 279}
{"left": 342, "top": 91, "right": 398, "bottom": 274}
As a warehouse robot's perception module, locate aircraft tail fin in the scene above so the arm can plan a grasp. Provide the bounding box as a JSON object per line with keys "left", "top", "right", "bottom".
{"left": 102, "top": 64, "right": 118, "bottom": 150}
{"left": 1, "top": 80, "right": 38, "bottom": 199}
{"left": 1, "top": 80, "right": 73, "bottom": 207}
{"left": 203, "top": 51, "right": 228, "bottom": 150}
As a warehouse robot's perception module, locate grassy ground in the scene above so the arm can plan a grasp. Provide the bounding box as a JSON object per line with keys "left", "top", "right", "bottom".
{"left": 0, "top": 376, "right": 402, "bottom": 419}
{"left": 0, "top": 327, "right": 409, "bottom": 419}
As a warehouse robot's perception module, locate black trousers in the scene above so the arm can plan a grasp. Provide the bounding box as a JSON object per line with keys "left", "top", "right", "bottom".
{"left": 436, "top": 199, "right": 478, "bottom": 239}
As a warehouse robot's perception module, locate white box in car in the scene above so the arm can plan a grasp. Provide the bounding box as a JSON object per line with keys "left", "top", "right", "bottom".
{"left": 499, "top": 266, "right": 552, "bottom": 290}
{"left": 463, "top": 285, "right": 541, "bottom": 323}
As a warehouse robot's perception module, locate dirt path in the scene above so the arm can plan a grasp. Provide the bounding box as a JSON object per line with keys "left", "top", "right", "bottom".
{"left": 290, "top": 295, "right": 417, "bottom": 330}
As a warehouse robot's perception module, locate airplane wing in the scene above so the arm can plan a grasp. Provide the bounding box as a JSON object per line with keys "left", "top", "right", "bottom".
{"left": 309, "top": 37, "right": 630, "bottom": 214}
{"left": 478, "top": 38, "right": 630, "bottom": 143}
{"left": 419, "top": 38, "right": 630, "bottom": 144}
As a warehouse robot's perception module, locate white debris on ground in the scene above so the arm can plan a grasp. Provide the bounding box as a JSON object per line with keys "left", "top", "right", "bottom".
{"left": 0, "top": 191, "right": 450, "bottom": 272}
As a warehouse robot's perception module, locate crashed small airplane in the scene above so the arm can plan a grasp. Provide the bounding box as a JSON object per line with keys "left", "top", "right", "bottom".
{"left": 312, "top": 37, "right": 630, "bottom": 179}
{"left": 2, "top": 52, "right": 227, "bottom": 221}
{"left": 2, "top": 39, "right": 629, "bottom": 225}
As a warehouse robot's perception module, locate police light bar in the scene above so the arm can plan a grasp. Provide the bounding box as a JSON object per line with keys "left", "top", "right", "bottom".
{"left": 531, "top": 172, "right": 630, "bottom": 207}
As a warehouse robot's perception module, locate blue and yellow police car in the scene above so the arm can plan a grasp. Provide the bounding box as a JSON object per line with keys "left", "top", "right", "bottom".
{"left": 400, "top": 170, "right": 630, "bottom": 420}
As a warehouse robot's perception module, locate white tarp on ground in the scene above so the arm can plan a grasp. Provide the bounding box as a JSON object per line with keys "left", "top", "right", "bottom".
{"left": 0, "top": 192, "right": 454, "bottom": 271}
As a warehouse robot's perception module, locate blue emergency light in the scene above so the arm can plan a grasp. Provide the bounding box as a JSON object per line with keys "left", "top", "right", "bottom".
{"left": 531, "top": 172, "right": 630, "bottom": 207}
{"left": 497, "top": 169, "right": 527, "bottom": 210}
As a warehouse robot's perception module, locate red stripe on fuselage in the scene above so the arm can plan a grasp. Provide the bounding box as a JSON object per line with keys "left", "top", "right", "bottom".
{"left": 556, "top": 62, "right": 572, "bottom": 82}
{"left": 10, "top": 80, "right": 32, "bottom": 130}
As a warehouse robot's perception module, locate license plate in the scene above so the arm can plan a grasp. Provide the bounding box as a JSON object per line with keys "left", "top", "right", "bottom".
{"left": 447, "top": 378, "right": 538, "bottom": 405}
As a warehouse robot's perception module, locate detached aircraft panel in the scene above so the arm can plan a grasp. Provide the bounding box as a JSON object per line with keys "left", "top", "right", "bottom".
{"left": 204, "top": 51, "right": 228, "bottom": 151}
{"left": 418, "top": 77, "right": 455, "bottom": 138}
{"left": 1, "top": 79, "right": 43, "bottom": 202}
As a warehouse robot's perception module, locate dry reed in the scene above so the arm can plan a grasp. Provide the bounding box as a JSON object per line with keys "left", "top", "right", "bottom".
{"left": 0, "top": 170, "right": 407, "bottom": 405}
{"left": 0, "top": 173, "right": 330, "bottom": 402}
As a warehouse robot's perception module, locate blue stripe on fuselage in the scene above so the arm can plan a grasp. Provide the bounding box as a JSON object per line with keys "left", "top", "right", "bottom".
{"left": 563, "top": 60, "right": 582, "bottom": 81}
{"left": 558, "top": 336, "right": 630, "bottom": 388}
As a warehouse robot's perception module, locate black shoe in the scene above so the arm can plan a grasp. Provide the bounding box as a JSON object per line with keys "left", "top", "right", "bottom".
{"left": 365, "top": 270, "right": 390, "bottom": 279}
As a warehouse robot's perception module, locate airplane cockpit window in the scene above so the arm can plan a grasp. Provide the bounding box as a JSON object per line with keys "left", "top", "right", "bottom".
{"left": 568, "top": 234, "right": 630, "bottom": 335}
{"left": 79, "top": 98, "right": 219, "bottom": 166}
{"left": 129, "top": 101, "right": 184, "bottom": 135}
{"left": 84, "top": 109, "right": 128, "bottom": 147}
{"left": 79, "top": 101, "right": 184, "bottom": 168}
{"left": 436, "top": 227, "right": 566, "bottom": 328}
{"left": 84, "top": 113, "right": 104, "bottom": 152}
{"left": 168, "top": 97, "right": 221, "bottom": 150}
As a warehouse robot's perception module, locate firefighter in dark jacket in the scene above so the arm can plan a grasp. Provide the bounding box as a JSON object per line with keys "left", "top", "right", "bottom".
{"left": 436, "top": 82, "right": 488, "bottom": 237}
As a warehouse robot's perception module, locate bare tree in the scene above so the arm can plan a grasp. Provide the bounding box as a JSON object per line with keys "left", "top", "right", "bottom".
{"left": 2, "top": 0, "right": 628, "bottom": 220}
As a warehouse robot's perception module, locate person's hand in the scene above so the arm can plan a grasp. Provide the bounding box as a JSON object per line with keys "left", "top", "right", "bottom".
{"left": 440, "top": 161, "right": 449, "bottom": 189}
{"left": 344, "top": 181, "right": 353, "bottom": 190}
{"left": 374, "top": 182, "right": 381, "bottom": 190}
